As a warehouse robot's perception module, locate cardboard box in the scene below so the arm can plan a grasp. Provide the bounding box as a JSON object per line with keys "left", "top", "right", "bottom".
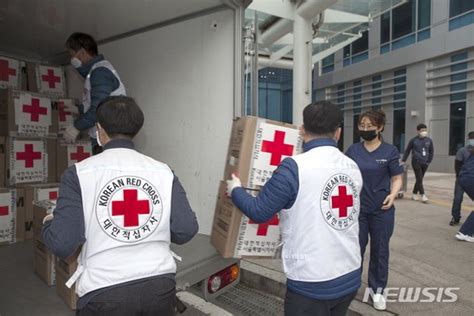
{"left": 0, "top": 136, "right": 5, "bottom": 187}
{"left": 6, "top": 136, "right": 56, "bottom": 186}
{"left": 26, "top": 63, "right": 66, "bottom": 97}
{"left": 0, "top": 188, "right": 16, "bottom": 245}
{"left": 32, "top": 200, "right": 56, "bottom": 243}
{"left": 0, "top": 56, "right": 21, "bottom": 89}
{"left": 56, "top": 248, "right": 80, "bottom": 310}
{"left": 16, "top": 184, "right": 59, "bottom": 241}
{"left": 34, "top": 240, "right": 55, "bottom": 286}
{"left": 210, "top": 116, "right": 302, "bottom": 258}
{"left": 54, "top": 99, "right": 79, "bottom": 139}
{"left": 57, "top": 141, "right": 92, "bottom": 179}
{"left": 0, "top": 88, "right": 57, "bottom": 137}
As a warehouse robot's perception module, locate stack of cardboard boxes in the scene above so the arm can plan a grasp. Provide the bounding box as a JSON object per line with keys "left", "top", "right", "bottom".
{"left": 0, "top": 55, "right": 86, "bottom": 309}
{"left": 211, "top": 116, "right": 302, "bottom": 258}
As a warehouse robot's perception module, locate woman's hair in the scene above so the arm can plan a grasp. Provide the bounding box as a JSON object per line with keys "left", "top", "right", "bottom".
{"left": 359, "top": 109, "right": 386, "bottom": 139}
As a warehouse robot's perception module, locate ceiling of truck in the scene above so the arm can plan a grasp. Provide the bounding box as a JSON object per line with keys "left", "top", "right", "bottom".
{"left": 0, "top": 0, "right": 227, "bottom": 61}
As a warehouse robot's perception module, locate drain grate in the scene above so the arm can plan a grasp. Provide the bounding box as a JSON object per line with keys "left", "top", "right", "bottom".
{"left": 215, "top": 283, "right": 285, "bottom": 316}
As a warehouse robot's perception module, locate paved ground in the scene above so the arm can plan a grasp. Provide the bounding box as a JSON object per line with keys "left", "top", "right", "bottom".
{"left": 244, "top": 171, "right": 474, "bottom": 315}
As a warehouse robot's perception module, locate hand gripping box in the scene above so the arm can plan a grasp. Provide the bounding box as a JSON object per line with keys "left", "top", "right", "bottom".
{"left": 211, "top": 116, "right": 302, "bottom": 258}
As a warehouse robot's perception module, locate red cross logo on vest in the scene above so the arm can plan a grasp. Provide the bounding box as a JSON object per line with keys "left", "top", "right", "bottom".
{"left": 49, "top": 191, "right": 58, "bottom": 200}
{"left": 16, "top": 144, "right": 42, "bottom": 168}
{"left": 261, "top": 130, "right": 294, "bottom": 166}
{"left": 331, "top": 186, "right": 353, "bottom": 218}
{"left": 23, "top": 98, "right": 48, "bottom": 122}
{"left": 58, "top": 102, "right": 72, "bottom": 122}
{"left": 0, "top": 59, "right": 16, "bottom": 81}
{"left": 0, "top": 205, "right": 8, "bottom": 216}
{"left": 112, "top": 189, "right": 151, "bottom": 227}
{"left": 70, "top": 146, "right": 91, "bottom": 162}
{"left": 42, "top": 69, "right": 61, "bottom": 88}
{"left": 249, "top": 214, "right": 279, "bottom": 236}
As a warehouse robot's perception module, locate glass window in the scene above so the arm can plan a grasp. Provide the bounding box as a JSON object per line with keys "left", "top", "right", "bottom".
{"left": 450, "top": 0, "right": 474, "bottom": 18}
{"left": 353, "top": 114, "right": 360, "bottom": 144}
{"left": 258, "top": 68, "right": 293, "bottom": 124}
{"left": 394, "top": 68, "right": 407, "bottom": 76}
{"left": 343, "top": 45, "right": 351, "bottom": 59}
{"left": 381, "top": 11, "right": 391, "bottom": 44}
{"left": 392, "top": 0, "right": 416, "bottom": 40}
{"left": 451, "top": 82, "right": 467, "bottom": 91}
{"left": 449, "top": 102, "right": 466, "bottom": 155}
{"left": 451, "top": 72, "right": 467, "bottom": 82}
{"left": 338, "top": 120, "right": 344, "bottom": 151}
{"left": 418, "top": 0, "right": 431, "bottom": 29}
{"left": 337, "top": 84, "right": 345, "bottom": 105}
{"left": 352, "top": 31, "right": 369, "bottom": 55}
{"left": 451, "top": 51, "right": 468, "bottom": 62}
{"left": 393, "top": 109, "right": 406, "bottom": 152}
{"left": 322, "top": 54, "right": 335, "bottom": 67}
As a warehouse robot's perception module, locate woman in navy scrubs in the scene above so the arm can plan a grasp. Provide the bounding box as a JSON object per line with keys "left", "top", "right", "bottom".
{"left": 346, "top": 110, "right": 403, "bottom": 311}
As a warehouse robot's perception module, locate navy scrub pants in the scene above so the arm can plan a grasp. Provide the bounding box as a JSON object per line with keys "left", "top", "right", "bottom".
{"left": 359, "top": 208, "right": 395, "bottom": 293}
{"left": 460, "top": 211, "right": 474, "bottom": 236}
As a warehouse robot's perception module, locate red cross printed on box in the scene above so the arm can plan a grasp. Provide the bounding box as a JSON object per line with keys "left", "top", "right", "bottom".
{"left": 0, "top": 59, "right": 16, "bottom": 81}
{"left": 42, "top": 68, "right": 61, "bottom": 88}
{"left": 58, "top": 102, "right": 72, "bottom": 122}
{"left": 70, "top": 146, "right": 91, "bottom": 162}
{"left": 261, "top": 130, "right": 294, "bottom": 166}
{"left": 0, "top": 205, "right": 8, "bottom": 216}
{"left": 331, "top": 186, "right": 353, "bottom": 218}
{"left": 249, "top": 214, "right": 279, "bottom": 236}
{"left": 16, "top": 144, "right": 42, "bottom": 168}
{"left": 49, "top": 191, "right": 58, "bottom": 200}
{"left": 23, "top": 98, "right": 48, "bottom": 122}
{"left": 112, "top": 189, "right": 150, "bottom": 227}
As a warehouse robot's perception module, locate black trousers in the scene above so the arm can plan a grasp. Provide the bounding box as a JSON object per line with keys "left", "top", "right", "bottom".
{"left": 284, "top": 289, "right": 357, "bottom": 316}
{"left": 412, "top": 161, "right": 428, "bottom": 195}
{"left": 76, "top": 278, "right": 176, "bottom": 316}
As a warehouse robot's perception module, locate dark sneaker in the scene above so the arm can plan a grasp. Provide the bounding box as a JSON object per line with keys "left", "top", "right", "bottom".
{"left": 449, "top": 218, "right": 460, "bottom": 226}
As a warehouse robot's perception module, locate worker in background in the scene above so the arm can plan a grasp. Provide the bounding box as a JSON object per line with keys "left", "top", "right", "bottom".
{"left": 456, "top": 144, "right": 474, "bottom": 243}
{"left": 63, "top": 32, "right": 126, "bottom": 155}
{"left": 346, "top": 110, "right": 403, "bottom": 311}
{"left": 227, "top": 101, "right": 363, "bottom": 316}
{"left": 42, "top": 96, "right": 198, "bottom": 315}
{"left": 450, "top": 131, "right": 474, "bottom": 226}
{"left": 401, "top": 123, "right": 434, "bottom": 203}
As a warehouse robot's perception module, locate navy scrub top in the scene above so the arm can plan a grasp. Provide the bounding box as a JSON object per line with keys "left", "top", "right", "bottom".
{"left": 346, "top": 142, "right": 404, "bottom": 213}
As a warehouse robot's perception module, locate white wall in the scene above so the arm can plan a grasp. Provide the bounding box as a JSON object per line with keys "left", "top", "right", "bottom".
{"left": 99, "top": 10, "right": 235, "bottom": 234}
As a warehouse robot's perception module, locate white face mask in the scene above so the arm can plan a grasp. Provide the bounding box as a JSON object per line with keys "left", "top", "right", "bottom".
{"left": 95, "top": 130, "right": 103, "bottom": 147}
{"left": 469, "top": 139, "right": 474, "bottom": 147}
{"left": 70, "top": 57, "right": 82, "bottom": 68}
{"left": 420, "top": 131, "right": 428, "bottom": 138}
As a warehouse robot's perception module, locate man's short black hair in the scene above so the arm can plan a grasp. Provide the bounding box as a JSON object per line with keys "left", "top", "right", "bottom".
{"left": 96, "top": 96, "right": 144, "bottom": 139}
{"left": 469, "top": 131, "right": 474, "bottom": 139}
{"left": 66, "top": 32, "right": 98, "bottom": 56}
{"left": 303, "top": 101, "right": 343, "bottom": 136}
{"left": 417, "top": 123, "right": 427, "bottom": 130}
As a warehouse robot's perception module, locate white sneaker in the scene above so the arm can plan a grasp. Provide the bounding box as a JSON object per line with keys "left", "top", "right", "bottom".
{"left": 412, "top": 194, "right": 419, "bottom": 201}
{"left": 455, "top": 232, "right": 474, "bottom": 243}
{"left": 421, "top": 194, "right": 429, "bottom": 203}
{"left": 373, "top": 294, "right": 387, "bottom": 311}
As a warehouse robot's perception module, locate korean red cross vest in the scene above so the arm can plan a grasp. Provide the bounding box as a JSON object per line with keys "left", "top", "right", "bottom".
{"left": 67, "top": 147, "right": 176, "bottom": 297}
{"left": 280, "top": 145, "right": 363, "bottom": 282}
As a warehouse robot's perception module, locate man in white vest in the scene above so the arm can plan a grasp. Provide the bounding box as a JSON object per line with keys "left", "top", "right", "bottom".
{"left": 63, "top": 32, "right": 126, "bottom": 155}
{"left": 227, "top": 101, "right": 363, "bottom": 316}
{"left": 43, "top": 96, "right": 198, "bottom": 315}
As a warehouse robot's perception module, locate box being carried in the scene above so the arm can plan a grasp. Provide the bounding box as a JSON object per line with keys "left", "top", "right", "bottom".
{"left": 0, "top": 188, "right": 16, "bottom": 245}
{"left": 56, "top": 252, "right": 80, "bottom": 310}
{"left": 211, "top": 116, "right": 302, "bottom": 258}
{"left": 34, "top": 240, "right": 55, "bottom": 286}
{"left": 0, "top": 89, "right": 57, "bottom": 137}
{"left": 54, "top": 99, "right": 79, "bottom": 140}
{"left": 32, "top": 199, "right": 56, "bottom": 243}
{"left": 26, "top": 63, "right": 66, "bottom": 97}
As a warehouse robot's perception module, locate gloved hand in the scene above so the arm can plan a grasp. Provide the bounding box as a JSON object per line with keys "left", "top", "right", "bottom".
{"left": 42, "top": 214, "right": 54, "bottom": 224}
{"left": 226, "top": 174, "right": 242, "bottom": 196}
{"left": 63, "top": 124, "right": 80, "bottom": 143}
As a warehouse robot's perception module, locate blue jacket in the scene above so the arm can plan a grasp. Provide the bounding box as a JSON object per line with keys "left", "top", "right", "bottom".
{"left": 232, "top": 138, "right": 361, "bottom": 300}
{"left": 74, "top": 55, "right": 120, "bottom": 131}
{"left": 402, "top": 136, "right": 434, "bottom": 165}
{"left": 459, "top": 153, "right": 474, "bottom": 200}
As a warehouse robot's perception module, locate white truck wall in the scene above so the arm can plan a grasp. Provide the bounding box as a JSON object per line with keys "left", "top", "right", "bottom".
{"left": 97, "top": 10, "right": 235, "bottom": 234}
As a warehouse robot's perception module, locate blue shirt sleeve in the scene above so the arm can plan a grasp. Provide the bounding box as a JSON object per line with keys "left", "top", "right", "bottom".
{"left": 42, "top": 166, "right": 85, "bottom": 259}
{"left": 170, "top": 175, "right": 199, "bottom": 244}
{"left": 231, "top": 158, "right": 299, "bottom": 223}
{"left": 388, "top": 146, "right": 404, "bottom": 177}
{"left": 74, "top": 67, "right": 120, "bottom": 131}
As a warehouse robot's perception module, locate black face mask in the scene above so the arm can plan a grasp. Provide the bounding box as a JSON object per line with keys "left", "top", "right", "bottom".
{"left": 359, "top": 130, "right": 378, "bottom": 141}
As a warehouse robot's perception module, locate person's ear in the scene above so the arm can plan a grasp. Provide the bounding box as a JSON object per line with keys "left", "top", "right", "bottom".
{"left": 334, "top": 127, "right": 342, "bottom": 142}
